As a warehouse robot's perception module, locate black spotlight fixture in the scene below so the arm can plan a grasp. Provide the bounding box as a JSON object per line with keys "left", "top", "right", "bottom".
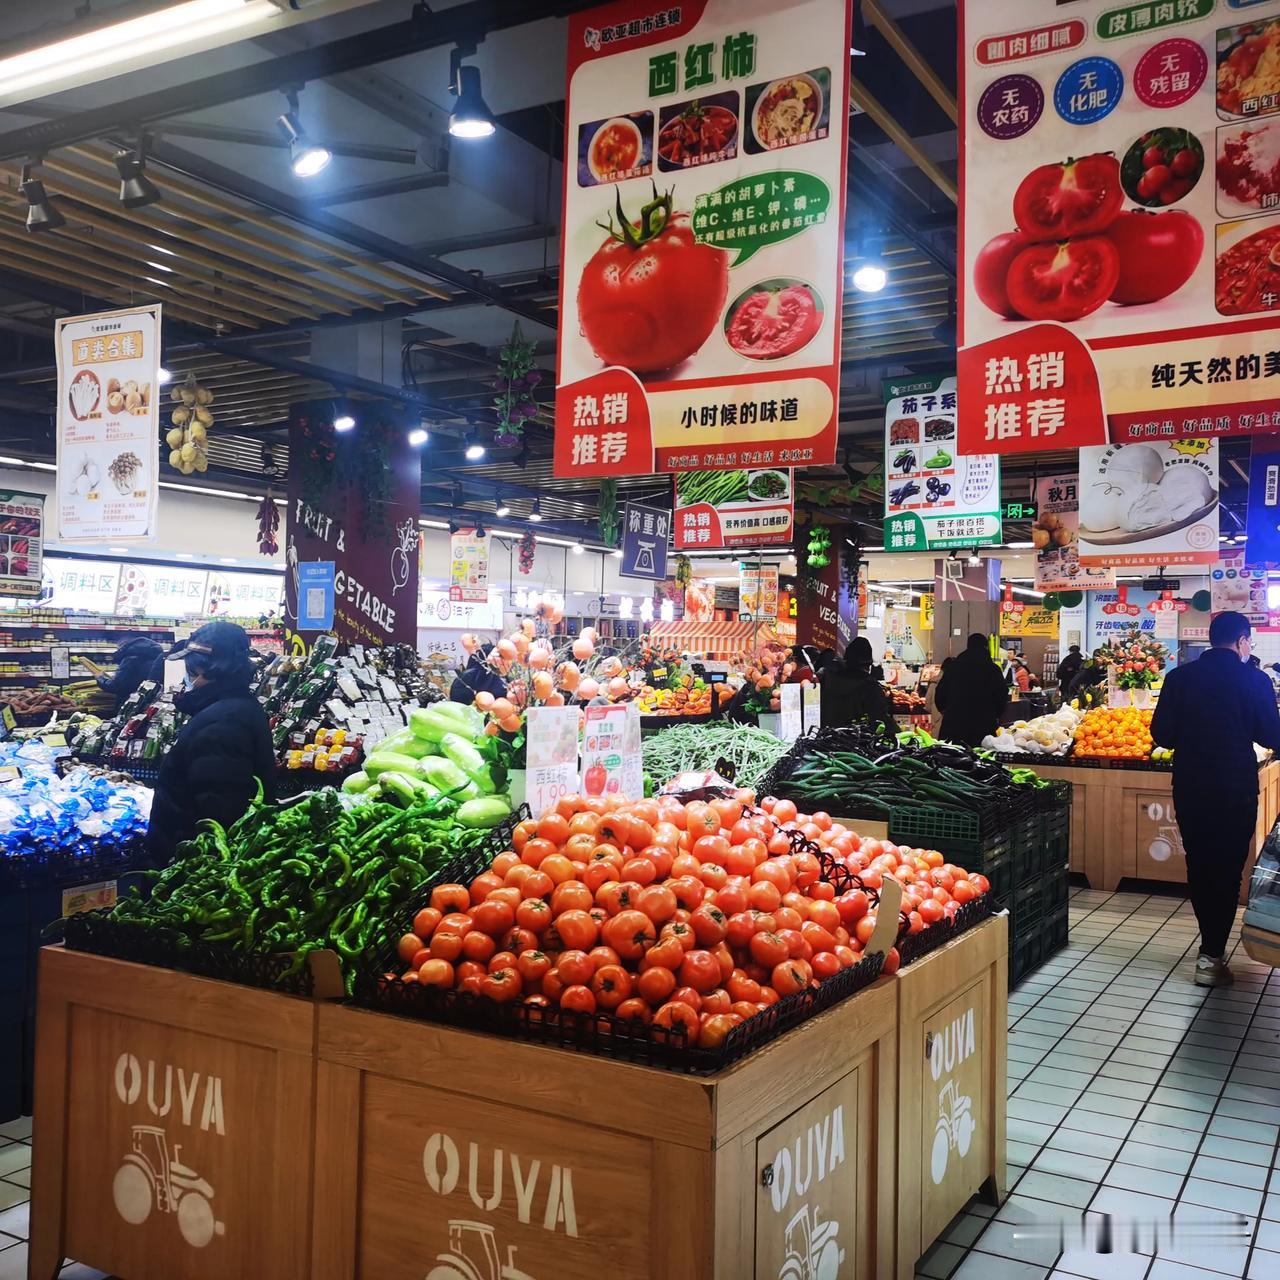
{"left": 114, "top": 139, "right": 161, "bottom": 209}
{"left": 494, "top": 496, "right": 511, "bottom": 518}
{"left": 474, "top": 520, "right": 487, "bottom": 539}
{"left": 448, "top": 43, "right": 496, "bottom": 140}
{"left": 20, "top": 162, "right": 63, "bottom": 233}
{"left": 277, "top": 89, "right": 331, "bottom": 178}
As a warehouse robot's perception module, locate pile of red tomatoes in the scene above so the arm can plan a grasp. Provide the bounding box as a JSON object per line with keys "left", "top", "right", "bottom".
{"left": 389, "top": 791, "right": 991, "bottom": 1049}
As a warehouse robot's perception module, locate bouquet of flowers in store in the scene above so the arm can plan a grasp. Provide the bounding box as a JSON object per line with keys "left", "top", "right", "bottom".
{"left": 1096, "top": 628, "right": 1169, "bottom": 689}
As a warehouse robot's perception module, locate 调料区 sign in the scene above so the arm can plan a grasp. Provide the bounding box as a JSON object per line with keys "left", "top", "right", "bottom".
{"left": 1246, "top": 435, "right": 1280, "bottom": 567}
{"left": 554, "top": 0, "right": 853, "bottom": 477}
{"left": 1032, "top": 473, "right": 1115, "bottom": 592}
{"left": 55, "top": 304, "right": 161, "bottom": 542}
{"left": 1077, "top": 439, "right": 1219, "bottom": 568}
{"left": 619, "top": 502, "right": 672, "bottom": 580}
{"left": 957, "top": 1, "right": 1280, "bottom": 454}
{"left": 0, "top": 491, "right": 44, "bottom": 599}
{"left": 884, "top": 375, "right": 1002, "bottom": 550}
{"left": 674, "top": 467, "right": 793, "bottom": 548}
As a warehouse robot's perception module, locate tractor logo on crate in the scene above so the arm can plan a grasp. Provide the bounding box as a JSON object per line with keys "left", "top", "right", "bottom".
{"left": 425, "top": 1219, "right": 537, "bottom": 1280}
{"left": 778, "top": 1204, "right": 845, "bottom": 1280}
{"left": 112, "top": 1124, "right": 225, "bottom": 1248}
{"left": 927, "top": 1005, "right": 978, "bottom": 1185}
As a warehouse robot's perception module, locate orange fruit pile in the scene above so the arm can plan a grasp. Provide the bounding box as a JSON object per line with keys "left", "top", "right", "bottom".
{"left": 1072, "top": 707, "right": 1154, "bottom": 759}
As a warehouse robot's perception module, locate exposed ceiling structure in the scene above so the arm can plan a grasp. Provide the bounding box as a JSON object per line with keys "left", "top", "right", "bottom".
{"left": 0, "top": 0, "right": 1250, "bottom": 549}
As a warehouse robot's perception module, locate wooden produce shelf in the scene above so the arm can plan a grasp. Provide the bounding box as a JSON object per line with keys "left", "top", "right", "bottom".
{"left": 29, "top": 947, "right": 318, "bottom": 1280}
{"left": 312, "top": 977, "right": 900, "bottom": 1280}
{"left": 1026, "top": 759, "right": 1280, "bottom": 898}
{"left": 894, "top": 915, "right": 1008, "bottom": 1280}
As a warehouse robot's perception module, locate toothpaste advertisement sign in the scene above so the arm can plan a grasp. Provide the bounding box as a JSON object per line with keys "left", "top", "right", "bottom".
{"left": 554, "top": 0, "right": 852, "bottom": 477}
{"left": 958, "top": 0, "right": 1280, "bottom": 454}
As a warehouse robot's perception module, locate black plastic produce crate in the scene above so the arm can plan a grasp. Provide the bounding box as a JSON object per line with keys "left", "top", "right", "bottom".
{"left": 895, "top": 893, "right": 995, "bottom": 970}
{"left": 1013, "top": 878, "right": 1043, "bottom": 924}
{"left": 1010, "top": 926, "right": 1045, "bottom": 986}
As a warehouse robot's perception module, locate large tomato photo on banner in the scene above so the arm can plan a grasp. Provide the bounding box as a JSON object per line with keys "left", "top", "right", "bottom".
{"left": 1013, "top": 154, "right": 1123, "bottom": 242}
{"left": 577, "top": 183, "right": 729, "bottom": 375}
{"left": 1005, "top": 238, "right": 1120, "bottom": 323}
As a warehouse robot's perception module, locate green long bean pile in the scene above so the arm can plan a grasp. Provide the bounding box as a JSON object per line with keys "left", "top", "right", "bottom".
{"left": 110, "top": 784, "right": 491, "bottom": 977}
{"left": 642, "top": 721, "right": 791, "bottom": 789}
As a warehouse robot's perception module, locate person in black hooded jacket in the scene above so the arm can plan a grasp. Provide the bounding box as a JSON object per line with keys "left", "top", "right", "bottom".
{"left": 934, "top": 633, "right": 1009, "bottom": 746}
{"left": 820, "top": 637, "right": 895, "bottom": 731}
{"left": 96, "top": 634, "right": 165, "bottom": 705}
{"left": 146, "top": 621, "right": 274, "bottom": 866}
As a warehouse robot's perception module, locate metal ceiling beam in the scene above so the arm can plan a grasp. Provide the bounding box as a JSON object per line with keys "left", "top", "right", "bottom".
{"left": 307, "top": 170, "right": 451, "bottom": 207}
{"left": 418, "top": 504, "right": 598, "bottom": 542}
{"left": 0, "top": 0, "right": 600, "bottom": 161}
{"left": 151, "top": 120, "right": 420, "bottom": 165}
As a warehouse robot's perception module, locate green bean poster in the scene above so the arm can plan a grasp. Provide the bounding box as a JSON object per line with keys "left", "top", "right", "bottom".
{"left": 674, "top": 466, "right": 793, "bottom": 549}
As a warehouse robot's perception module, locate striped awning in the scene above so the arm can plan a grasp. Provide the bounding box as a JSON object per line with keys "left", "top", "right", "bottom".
{"left": 647, "top": 619, "right": 778, "bottom": 655}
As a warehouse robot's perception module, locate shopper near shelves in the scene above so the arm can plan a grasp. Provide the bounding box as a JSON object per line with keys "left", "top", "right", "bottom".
{"left": 448, "top": 642, "right": 507, "bottom": 704}
{"left": 1151, "top": 610, "right": 1280, "bottom": 987}
{"left": 1066, "top": 650, "right": 1108, "bottom": 704}
{"left": 934, "top": 634, "right": 1008, "bottom": 747}
{"left": 1056, "top": 643, "right": 1084, "bottom": 690}
{"left": 96, "top": 633, "right": 165, "bottom": 705}
{"left": 1011, "top": 658, "right": 1040, "bottom": 693}
{"left": 820, "top": 636, "right": 894, "bottom": 732}
{"left": 146, "top": 621, "right": 274, "bottom": 867}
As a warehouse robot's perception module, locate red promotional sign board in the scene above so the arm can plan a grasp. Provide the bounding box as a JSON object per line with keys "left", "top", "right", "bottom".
{"left": 555, "top": 0, "right": 852, "bottom": 477}
{"left": 674, "top": 467, "right": 794, "bottom": 549}
{"left": 957, "top": 0, "right": 1280, "bottom": 455}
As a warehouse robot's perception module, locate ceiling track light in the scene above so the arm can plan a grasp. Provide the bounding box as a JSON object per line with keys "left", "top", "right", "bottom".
{"left": 333, "top": 399, "right": 355, "bottom": 433}
{"left": 448, "top": 42, "right": 496, "bottom": 140}
{"left": 494, "top": 496, "right": 511, "bottom": 517}
{"left": 474, "top": 522, "right": 487, "bottom": 539}
{"left": 114, "top": 137, "right": 161, "bottom": 209}
{"left": 448, "top": 520, "right": 460, "bottom": 535}
{"left": 407, "top": 426, "right": 428, "bottom": 447}
{"left": 464, "top": 430, "right": 487, "bottom": 461}
{"left": 277, "top": 88, "right": 331, "bottom": 178}
{"left": 20, "top": 160, "right": 63, "bottom": 233}
{"left": 528, "top": 498, "right": 543, "bottom": 523}
{"left": 850, "top": 231, "right": 887, "bottom": 294}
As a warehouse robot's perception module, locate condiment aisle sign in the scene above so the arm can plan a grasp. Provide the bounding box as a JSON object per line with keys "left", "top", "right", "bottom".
{"left": 554, "top": 0, "right": 853, "bottom": 477}
{"left": 0, "top": 491, "right": 44, "bottom": 598}
{"left": 449, "top": 530, "right": 490, "bottom": 603}
{"left": 55, "top": 304, "right": 161, "bottom": 541}
{"left": 957, "top": 0, "right": 1280, "bottom": 453}
{"left": 1032, "top": 473, "right": 1115, "bottom": 592}
{"left": 884, "top": 376, "right": 1001, "bottom": 550}
{"left": 1077, "top": 439, "right": 1219, "bottom": 567}
{"left": 526, "top": 705, "right": 581, "bottom": 816}
{"left": 674, "top": 468, "right": 794, "bottom": 549}
{"left": 581, "top": 702, "right": 642, "bottom": 798}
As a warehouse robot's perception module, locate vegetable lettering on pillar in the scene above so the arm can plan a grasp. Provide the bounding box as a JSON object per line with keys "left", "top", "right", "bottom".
{"left": 284, "top": 402, "right": 421, "bottom": 648}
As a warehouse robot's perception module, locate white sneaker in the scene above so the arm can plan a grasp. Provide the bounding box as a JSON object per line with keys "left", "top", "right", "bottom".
{"left": 1194, "top": 954, "right": 1234, "bottom": 987}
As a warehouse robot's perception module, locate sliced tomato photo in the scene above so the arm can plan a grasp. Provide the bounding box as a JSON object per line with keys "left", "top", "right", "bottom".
{"left": 1012, "top": 153, "right": 1123, "bottom": 242}
{"left": 1102, "top": 209, "right": 1203, "bottom": 305}
{"left": 1006, "top": 237, "right": 1120, "bottom": 322}
{"left": 973, "top": 230, "right": 1030, "bottom": 319}
{"left": 725, "top": 282, "right": 822, "bottom": 360}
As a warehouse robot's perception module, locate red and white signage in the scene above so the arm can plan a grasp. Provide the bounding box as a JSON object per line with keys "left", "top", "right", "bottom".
{"left": 674, "top": 467, "right": 793, "bottom": 548}
{"left": 555, "top": 0, "right": 852, "bottom": 476}
{"left": 958, "top": 0, "right": 1280, "bottom": 454}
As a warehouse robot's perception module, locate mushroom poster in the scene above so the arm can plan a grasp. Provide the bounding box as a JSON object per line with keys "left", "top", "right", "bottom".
{"left": 1077, "top": 439, "right": 1219, "bottom": 568}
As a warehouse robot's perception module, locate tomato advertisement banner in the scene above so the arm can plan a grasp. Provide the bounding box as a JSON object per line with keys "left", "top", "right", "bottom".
{"left": 884, "top": 375, "right": 1002, "bottom": 550}
{"left": 958, "top": 0, "right": 1280, "bottom": 455}
{"left": 555, "top": 0, "right": 852, "bottom": 477}
{"left": 1246, "top": 435, "right": 1280, "bottom": 566}
{"left": 1077, "top": 438, "right": 1220, "bottom": 567}
{"left": 0, "top": 491, "right": 44, "bottom": 599}
{"left": 674, "top": 466, "right": 793, "bottom": 548}
{"left": 55, "top": 304, "right": 161, "bottom": 542}
{"left": 1032, "top": 473, "right": 1116, "bottom": 591}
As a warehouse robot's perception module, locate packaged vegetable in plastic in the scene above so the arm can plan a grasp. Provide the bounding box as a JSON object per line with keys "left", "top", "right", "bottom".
{"left": 416, "top": 755, "right": 479, "bottom": 798}
{"left": 439, "top": 731, "right": 495, "bottom": 794}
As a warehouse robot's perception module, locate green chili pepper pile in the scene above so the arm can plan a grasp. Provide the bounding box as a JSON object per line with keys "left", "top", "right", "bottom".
{"left": 110, "top": 782, "right": 500, "bottom": 982}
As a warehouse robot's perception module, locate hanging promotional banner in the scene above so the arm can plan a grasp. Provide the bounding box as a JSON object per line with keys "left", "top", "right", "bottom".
{"left": 738, "top": 564, "right": 779, "bottom": 621}
{"left": 526, "top": 705, "right": 582, "bottom": 818}
{"left": 1078, "top": 439, "right": 1219, "bottom": 567}
{"left": 1246, "top": 435, "right": 1280, "bottom": 567}
{"left": 619, "top": 502, "right": 672, "bottom": 580}
{"left": 55, "top": 304, "right": 161, "bottom": 542}
{"left": 999, "top": 601, "right": 1058, "bottom": 637}
{"left": 1032, "top": 473, "right": 1115, "bottom": 592}
{"left": 555, "top": 0, "right": 853, "bottom": 477}
{"left": 1211, "top": 548, "right": 1268, "bottom": 621}
{"left": 449, "top": 529, "right": 490, "bottom": 603}
{"left": 919, "top": 591, "right": 934, "bottom": 632}
{"left": 958, "top": 1, "right": 1280, "bottom": 455}
{"left": 0, "top": 492, "right": 44, "bottom": 599}
{"left": 674, "top": 467, "right": 794, "bottom": 548}
{"left": 582, "top": 702, "right": 643, "bottom": 799}
{"left": 883, "top": 376, "right": 1002, "bottom": 550}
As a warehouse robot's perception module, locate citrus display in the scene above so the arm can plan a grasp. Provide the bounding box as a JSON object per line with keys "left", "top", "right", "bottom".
{"left": 1071, "top": 707, "right": 1155, "bottom": 760}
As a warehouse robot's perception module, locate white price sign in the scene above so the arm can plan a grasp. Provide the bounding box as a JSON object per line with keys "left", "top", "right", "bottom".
{"left": 525, "top": 706, "right": 581, "bottom": 819}
{"left": 779, "top": 681, "right": 802, "bottom": 743}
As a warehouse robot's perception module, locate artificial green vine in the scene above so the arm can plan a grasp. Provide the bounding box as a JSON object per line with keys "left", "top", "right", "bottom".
{"left": 598, "top": 478, "right": 620, "bottom": 547}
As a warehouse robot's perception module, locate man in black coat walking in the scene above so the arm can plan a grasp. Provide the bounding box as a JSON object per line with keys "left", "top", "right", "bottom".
{"left": 820, "top": 637, "right": 895, "bottom": 732}
{"left": 146, "top": 621, "right": 274, "bottom": 865}
{"left": 1151, "top": 610, "right": 1280, "bottom": 986}
{"left": 1056, "top": 643, "right": 1084, "bottom": 690}
{"left": 934, "top": 634, "right": 1009, "bottom": 747}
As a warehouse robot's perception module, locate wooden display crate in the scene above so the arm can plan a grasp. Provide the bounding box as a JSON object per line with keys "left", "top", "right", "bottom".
{"left": 894, "top": 915, "right": 1008, "bottom": 1280}
{"left": 1030, "top": 760, "right": 1280, "bottom": 899}
{"left": 312, "top": 977, "right": 900, "bottom": 1280}
{"left": 28, "top": 947, "right": 318, "bottom": 1280}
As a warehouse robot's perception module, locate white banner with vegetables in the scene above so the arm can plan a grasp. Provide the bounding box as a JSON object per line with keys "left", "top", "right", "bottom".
{"left": 957, "top": 0, "right": 1280, "bottom": 454}
{"left": 554, "top": 0, "right": 851, "bottom": 477}
{"left": 674, "top": 466, "right": 793, "bottom": 548}
{"left": 55, "top": 304, "right": 161, "bottom": 542}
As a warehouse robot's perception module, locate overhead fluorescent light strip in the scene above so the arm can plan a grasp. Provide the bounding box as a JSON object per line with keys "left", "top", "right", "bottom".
{"left": 0, "top": 0, "right": 377, "bottom": 111}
